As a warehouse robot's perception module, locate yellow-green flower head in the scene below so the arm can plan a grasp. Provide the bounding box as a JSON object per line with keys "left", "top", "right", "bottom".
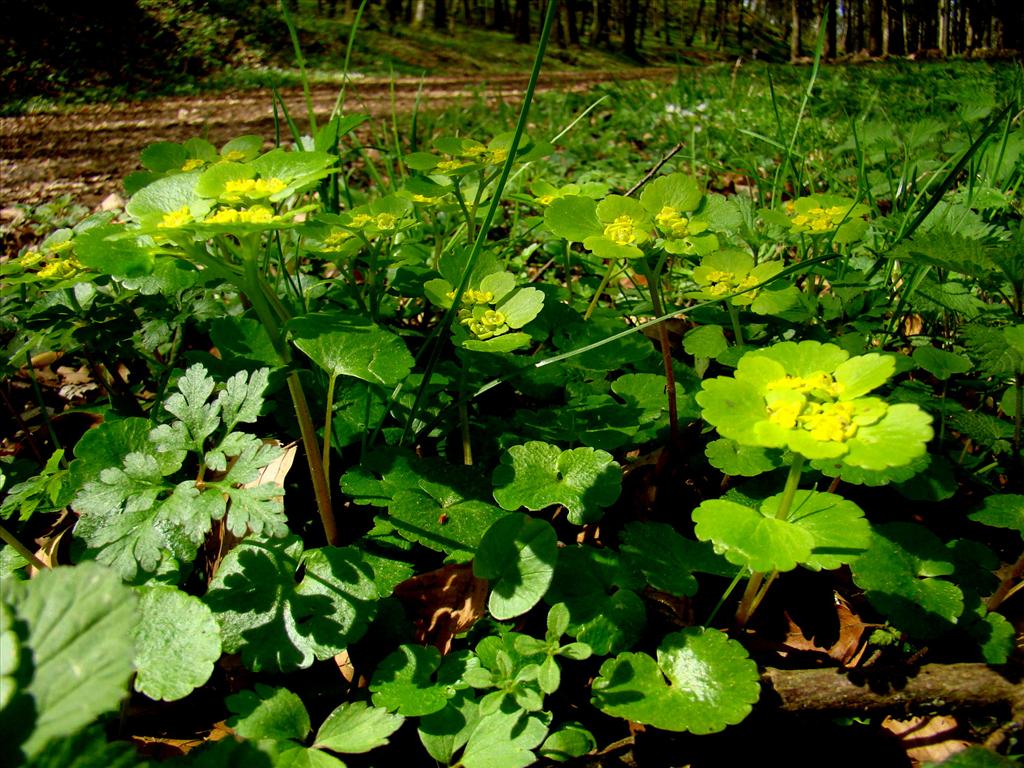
{"left": 221, "top": 177, "right": 288, "bottom": 203}
{"left": 691, "top": 250, "right": 781, "bottom": 306}
{"left": 160, "top": 206, "right": 194, "bottom": 229}
{"left": 206, "top": 205, "right": 277, "bottom": 225}
{"left": 36, "top": 256, "right": 83, "bottom": 280}
{"left": 783, "top": 194, "right": 870, "bottom": 242}
{"left": 696, "top": 340, "right": 933, "bottom": 470}
{"left": 181, "top": 158, "right": 206, "bottom": 172}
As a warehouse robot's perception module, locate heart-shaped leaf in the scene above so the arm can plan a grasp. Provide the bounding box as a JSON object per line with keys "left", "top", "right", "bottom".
{"left": 474, "top": 513, "right": 558, "bottom": 620}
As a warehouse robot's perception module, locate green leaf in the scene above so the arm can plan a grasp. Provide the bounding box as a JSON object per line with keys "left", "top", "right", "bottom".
{"left": 639, "top": 172, "right": 703, "bottom": 214}
{"left": 4, "top": 563, "right": 138, "bottom": 759}
{"left": 539, "top": 724, "right": 596, "bottom": 762}
{"left": 492, "top": 441, "right": 621, "bottom": 525}
{"left": 206, "top": 536, "right": 378, "bottom": 672}
{"left": 693, "top": 490, "right": 869, "bottom": 573}
{"left": 417, "top": 690, "right": 480, "bottom": 764}
{"left": 705, "top": 438, "right": 781, "bottom": 477}
{"left": 313, "top": 701, "right": 404, "bottom": 754}
{"left": 272, "top": 744, "right": 346, "bottom": 768}
{"left": 850, "top": 523, "right": 964, "bottom": 640}
{"left": 591, "top": 628, "right": 759, "bottom": 734}
{"left": 458, "top": 709, "right": 549, "bottom": 768}
{"left": 290, "top": 313, "right": 414, "bottom": 387}
{"left": 226, "top": 684, "right": 310, "bottom": 742}
{"left": 133, "top": 586, "right": 221, "bottom": 701}
{"left": 683, "top": 325, "right": 728, "bottom": 360}
{"left": 620, "top": 522, "right": 699, "bottom": 596}
{"left": 963, "top": 324, "right": 1023, "bottom": 378}
{"left": 923, "top": 745, "right": 1019, "bottom": 768}
{"left": 912, "top": 346, "right": 972, "bottom": 380}
{"left": 388, "top": 490, "right": 509, "bottom": 562}
{"left": 473, "top": 513, "right": 558, "bottom": 620}
{"left": 369, "top": 644, "right": 454, "bottom": 716}
{"left": 73, "top": 225, "right": 155, "bottom": 278}
{"left": 22, "top": 725, "right": 149, "bottom": 768}
{"left": 969, "top": 494, "right": 1024, "bottom": 535}
{"left": 544, "top": 546, "right": 645, "bottom": 656}
{"left": 544, "top": 196, "right": 601, "bottom": 242}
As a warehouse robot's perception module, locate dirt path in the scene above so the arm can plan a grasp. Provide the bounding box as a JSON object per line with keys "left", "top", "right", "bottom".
{"left": 0, "top": 69, "right": 674, "bottom": 211}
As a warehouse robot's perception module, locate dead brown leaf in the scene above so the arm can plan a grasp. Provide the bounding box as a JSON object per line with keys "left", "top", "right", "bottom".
{"left": 782, "top": 592, "right": 870, "bottom": 667}
{"left": 393, "top": 562, "right": 488, "bottom": 653}
{"left": 882, "top": 715, "right": 969, "bottom": 766}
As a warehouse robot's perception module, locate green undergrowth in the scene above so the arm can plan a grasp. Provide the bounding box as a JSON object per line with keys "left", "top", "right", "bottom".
{"left": 1, "top": 29, "right": 1023, "bottom": 768}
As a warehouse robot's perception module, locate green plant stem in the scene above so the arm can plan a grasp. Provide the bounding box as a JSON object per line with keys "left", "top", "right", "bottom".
{"left": 774, "top": 453, "right": 806, "bottom": 521}
{"left": 0, "top": 521, "right": 49, "bottom": 571}
{"left": 240, "top": 256, "right": 339, "bottom": 545}
{"left": 1013, "top": 372, "right": 1022, "bottom": 467}
{"left": 727, "top": 303, "right": 744, "bottom": 347}
{"left": 585, "top": 260, "right": 618, "bottom": 320}
{"left": 735, "top": 454, "right": 805, "bottom": 626}
{"left": 638, "top": 259, "right": 679, "bottom": 444}
{"left": 322, "top": 374, "right": 338, "bottom": 481}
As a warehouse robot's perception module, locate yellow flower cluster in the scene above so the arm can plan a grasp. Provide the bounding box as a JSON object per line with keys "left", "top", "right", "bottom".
{"left": 181, "top": 158, "right": 206, "bottom": 172}
{"left": 222, "top": 177, "right": 287, "bottom": 202}
{"left": 37, "top": 256, "right": 83, "bottom": 280}
{"left": 788, "top": 204, "right": 850, "bottom": 233}
{"left": 701, "top": 269, "right": 760, "bottom": 297}
{"left": 206, "top": 205, "right": 276, "bottom": 225}
{"left": 603, "top": 215, "right": 641, "bottom": 245}
{"left": 765, "top": 372, "right": 856, "bottom": 443}
{"left": 462, "top": 308, "right": 508, "bottom": 340}
{"left": 160, "top": 206, "right": 193, "bottom": 229}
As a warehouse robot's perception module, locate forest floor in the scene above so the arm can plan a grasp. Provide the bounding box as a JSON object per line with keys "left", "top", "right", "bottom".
{"left": 0, "top": 68, "right": 674, "bottom": 211}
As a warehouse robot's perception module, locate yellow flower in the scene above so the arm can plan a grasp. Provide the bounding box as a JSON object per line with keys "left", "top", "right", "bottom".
{"left": 375, "top": 213, "right": 397, "bottom": 231}
{"left": 603, "top": 215, "right": 640, "bottom": 245}
{"left": 37, "top": 257, "right": 83, "bottom": 280}
{"left": 181, "top": 158, "right": 205, "bottom": 172}
{"left": 221, "top": 150, "right": 247, "bottom": 162}
{"left": 206, "top": 205, "right": 276, "bottom": 225}
{"left": 160, "top": 206, "right": 193, "bottom": 229}
{"left": 222, "top": 177, "right": 287, "bottom": 202}
{"left": 437, "top": 159, "right": 470, "bottom": 174}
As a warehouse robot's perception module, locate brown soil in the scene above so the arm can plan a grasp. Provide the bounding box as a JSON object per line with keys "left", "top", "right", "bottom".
{"left": 0, "top": 69, "right": 674, "bottom": 211}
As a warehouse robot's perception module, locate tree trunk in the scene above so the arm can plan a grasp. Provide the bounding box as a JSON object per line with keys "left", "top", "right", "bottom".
{"left": 563, "top": 0, "right": 580, "bottom": 45}
{"left": 434, "top": 0, "right": 448, "bottom": 31}
{"left": 591, "top": 0, "right": 610, "bottom": 45}
{"left": 686, "top": 0, "right": 706, "bottom": 45}
{"left": 886, "top": 0, "right": 904, "bottom": 53}
{"left": 867, "top": 0, "right": 883, "bottom": 54}
{"left": 790, "top": 0, "right": 802, "bottom": 59}
{"left": 622, "top": 0, "right": 640, "bottom": 56}
{"left": 661, "top": 0, "right": 671, "bottom": 44}
{"left": 514, "top": 0, "right": 531, "bottom": 42}
{"left": 823, "top": 0, "right": 837, "bottom": 58}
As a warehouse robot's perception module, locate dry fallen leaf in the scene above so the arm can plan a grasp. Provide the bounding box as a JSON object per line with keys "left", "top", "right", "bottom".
{"left": 782, "top": 592, "right": 870, "bottom": 667}
{"left": 393, "top": 562, "right": 488, "bottom": 653}
{"left": 882, "top": 715, "right": 969, "bottom": 766}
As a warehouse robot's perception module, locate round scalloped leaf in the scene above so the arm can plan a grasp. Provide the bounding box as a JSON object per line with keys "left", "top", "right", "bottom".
{"left": 133, "top": 586, "right": 221, "bottom": 702}
{"left": 761, "top": 490, "right": 870, "bottom": 571}
{"left": 544, "top": 546, "right": 645, "bottom": 655}
{"left": 912, "top": 346, "right": 972, "bottom": 380}
{"left": 389, "top": 489, "right": 509, "bottom": 562}
{"left": 850, "top": 523, "right": 963, "bottom": 640}
{"left": 833, "top": 353, "right": 895, "bottom": 399}
{"left": 811, "top": 453, "right": 928, "bottom": 486}
{"left": 969, "top": 494, "right": 1024, "bottom": 535}
{"left": 591, "top": 628, "right": 759, "bottom": 734}
{"left": 692, "top": 498, "right": 814, "bottom": 573}
{"left": 205, "top": 535, "right": 378, "bottom": 672}
{"left": 369, "top": 644, "right": 464, "bottom": 716}
{"left": 841, "top": 403, "right": 934, "bottom": 470}
{"left": 290, "top": 313, "right": 414, "bottom": 387}
{"left": 492, "top": 442, "right": 621, "bottom": 525}
{"left": 705, "top": 438, "right": 781, "bottom": 477}
{"left": 619, "top": 522, "right": 699, "bottom": 597}
{"left": 474, "top": 513, "right": 558, "bottom": 620}
{"left": 638, "top": 173, "right": 703, "bottom": 214}
{"left": 539, "top": 724, "right": 596, "bottom": 762}
{"left": 73, "top": 225, "right": 155, "bottom": 278}
{"left": 226, "top": 684, "right": 310, "bottom": 742}
{"left": 314, "top": 701, "right": 405, "bottom": 754}
{"left": 683, "top": 325, "right": 728, "bottom": 360}
{"left": 544, "top": 196, "right": 601, "bottom": 242}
